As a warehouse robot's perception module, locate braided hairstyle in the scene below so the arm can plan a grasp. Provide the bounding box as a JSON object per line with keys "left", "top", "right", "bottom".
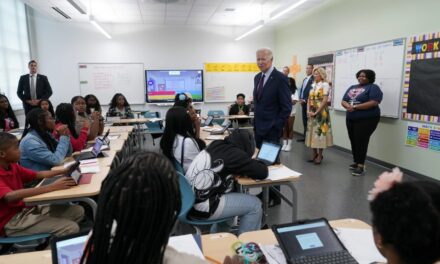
{"left": 55, "top": 103, "right": 78, "bottom": 138}
{"left": 370, "top": 181, "right": 440, "bottom": 264}
{"left": 81, "top": 152, "right": 181, "bottom": 264}
{"left": 22, "top": 108, "right": 58, "bottom": 152}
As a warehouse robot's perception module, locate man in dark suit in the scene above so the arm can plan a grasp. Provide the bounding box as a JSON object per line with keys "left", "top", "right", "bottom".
{"left": 253, "top": 48, "right": 292, "bottom": 207}
{"left": 297, "top": 64, "right": 314, "bottom": 142}
{"left": 253, "top": 48, "right": 292, "bottom": 148}
{"left": 17, "top": 60, "right": 53, "bottom": 114}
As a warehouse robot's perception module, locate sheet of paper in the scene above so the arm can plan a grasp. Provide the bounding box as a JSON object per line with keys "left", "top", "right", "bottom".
{"left": 168, "top": 234, "right": 205, "bottom": 260}
{"left": 80, "top": 165, "right": 100, "bottom": 174}
{"left": 80, "top": 159, "right": 98, "bottom": 165}
{"left": 266, "top": 165, "right": 302, "bottom": 181}
{"left": 335, "top": 228, "right": 386, "bottom": 264}
{"left": 260, "top": 244, "right": 287, "bottom": 264}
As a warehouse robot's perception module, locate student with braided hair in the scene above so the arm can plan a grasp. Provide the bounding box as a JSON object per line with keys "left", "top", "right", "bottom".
{"left": 19, "top": 108, "right": 72, "bottom": 171}
{"left": 80, "top": 152, "right": 207, "bottom": 264}
{"left": 368, "top": 168, "right": 440, "bottom": 264}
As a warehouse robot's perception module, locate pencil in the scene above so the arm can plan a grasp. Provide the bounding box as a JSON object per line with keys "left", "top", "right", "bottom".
{"left": 204, "top": 255, "right": 222, "bottom": 264}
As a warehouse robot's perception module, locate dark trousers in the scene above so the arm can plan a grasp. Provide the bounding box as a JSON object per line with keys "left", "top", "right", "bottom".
{"left": 255, "top": 127, "right": 282, "bottom": 203}
{"left": 301, "top": 103, "right": 308, "bottom": 137}
{"left": 346, "top": 116, "right": 380, "bottom": 165}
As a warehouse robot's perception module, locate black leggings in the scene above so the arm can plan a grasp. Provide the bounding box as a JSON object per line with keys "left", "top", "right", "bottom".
{"left": 346, "top": 116, "right": 380, "bottom": 165}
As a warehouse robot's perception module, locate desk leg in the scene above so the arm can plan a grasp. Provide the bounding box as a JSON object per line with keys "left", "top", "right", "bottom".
{"left": 262, "top": 187, "right": 269, "bottom": 225}
{"left": 269, "top": 183, "right": 297, "bottom": 222}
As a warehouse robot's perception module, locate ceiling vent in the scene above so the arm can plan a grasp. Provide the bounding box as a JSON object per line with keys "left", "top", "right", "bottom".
{"left": 52, "top": 7, "right": 71, "bottom": 19}
{"left": 67, "top": 0, "right": 87, "bottom": 14}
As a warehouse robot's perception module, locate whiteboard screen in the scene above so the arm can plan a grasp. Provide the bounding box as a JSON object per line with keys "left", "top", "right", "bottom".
{"left": 333, "top": 39, "right": 405, "bottom": 117}
{"left": 204, "top": 72, "right": 257, "bottom": 102}
{"left": 79, "top": 63, "right": 145, "bottom": 105}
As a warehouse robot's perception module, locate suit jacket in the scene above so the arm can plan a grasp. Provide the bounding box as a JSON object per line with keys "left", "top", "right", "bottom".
{"left": 253, "top": 68, "right": 292, "bottom": 136}
{"left": 17, "top": 74, "right": 52, "bottom": 102}
{"left": 299, "top": 75, "right": 314, "bottom": 102}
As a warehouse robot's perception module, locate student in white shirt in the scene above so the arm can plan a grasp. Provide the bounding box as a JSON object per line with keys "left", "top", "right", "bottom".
{"left": 160, "top": 106, "right": 206, "bottom": 172}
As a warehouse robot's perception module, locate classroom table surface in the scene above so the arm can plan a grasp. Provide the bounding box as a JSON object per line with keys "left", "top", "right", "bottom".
{"left": 111, "top": 117, "right": 161, "bottom": 124}
{"left": 104, "top": 125, "right": 134, "bottom": 133}
{"left": 0, "top": 219, "right": 374, "bottom": 264}
{"left": 52, "top": 150, "right": 117, "bottom": 170}
{"left": 23, "top": 167, "right": 110, "bottom": 203}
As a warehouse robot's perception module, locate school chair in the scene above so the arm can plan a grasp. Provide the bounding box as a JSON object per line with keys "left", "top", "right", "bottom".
{"left": 143, "top": 111, "right": 164, "bottom": 145}
{"left": 0, "top": 233, "right": 51, "bottom": 254}
{"left": 207, "top": 110, "right": 225, "bottom": 125}
{"left": 176, "top": 163, "right": 233, "bottom": 235}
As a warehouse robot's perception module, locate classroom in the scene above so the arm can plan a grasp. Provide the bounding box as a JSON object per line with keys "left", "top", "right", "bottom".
{"left": 0, "top": 0, "right": 439, "bottom": 263}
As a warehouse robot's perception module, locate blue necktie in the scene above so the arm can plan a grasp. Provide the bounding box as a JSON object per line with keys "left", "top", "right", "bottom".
{"left": 257, "top": 74, "right": 265, "bottom": 100}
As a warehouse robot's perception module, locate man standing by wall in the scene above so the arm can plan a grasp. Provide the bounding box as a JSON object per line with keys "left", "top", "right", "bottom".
{"left": 297, "top": 64, "right": 314, "bottom": 142}
{"left": 17, "top": 60, "right": 53, "bottom": 115}
{"left": 253, "top": 48, "right": 292, "bottom": 148}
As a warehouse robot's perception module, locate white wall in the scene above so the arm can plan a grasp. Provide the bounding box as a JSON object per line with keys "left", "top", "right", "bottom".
{"left": 27, "top": 11, "right": 275, "bottom": 118}
{"left": 275, "top": 0, "right": 440, "bottom": 180}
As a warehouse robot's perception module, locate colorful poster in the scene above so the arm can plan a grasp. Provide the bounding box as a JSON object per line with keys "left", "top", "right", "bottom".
{"left": 406, "top": 122, "right": 440, "bottom": 152}
{"left": 402, "top": 32, "right": 440, "bottom": 123}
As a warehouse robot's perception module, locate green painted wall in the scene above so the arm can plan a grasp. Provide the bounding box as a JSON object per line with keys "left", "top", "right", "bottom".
{"left": 275, "top": 0, "right": 440, "bottom": 179}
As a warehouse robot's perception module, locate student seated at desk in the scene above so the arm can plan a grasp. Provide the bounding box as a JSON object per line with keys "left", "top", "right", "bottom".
{"left": 38, "top": 98, "right": 55, "bottom": 118}
{"left": 106, "top": 93, "right": 134, "bottom": 119}
{"left": 369, "top": 168, "right": 440, "bottom": 264}
{"left": 80, "top": 152, "right": 206, "bottom": 264}
{"left": 174, "top": 93, "right": 200, "bottom": 138}
{"left": 19, "top": 108, "right": 72, "bottom": 171}
{"left": 229, "top": 93, "right": 250, "bottom": 126}
{"left": 185, "top": 130, "right": 267, "bottom": 235}
{"left": 0, "top": 132, "right": 84, "bottom": 237}
{"left": 0, "top": 94, "right": 19, "bottom": 132}
{"left": 84, "top": 94, "right": 104, "bottom": 135}
{"left": 72, "top": 96, "right": 101, "bottom": 140}
{"left": 160, "top": 106, "right": 206, "bottom": 172}
{"left": 54, "top": 103, "right": 89, "bottom": 152}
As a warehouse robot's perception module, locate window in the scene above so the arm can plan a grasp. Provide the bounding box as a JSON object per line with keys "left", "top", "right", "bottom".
{"left": 0, "top": 0, "right": 30, "bottom": 108}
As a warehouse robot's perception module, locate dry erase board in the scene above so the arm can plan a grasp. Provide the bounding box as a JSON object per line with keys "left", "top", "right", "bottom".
{"left": 204, "top": 72, "right": 256, "bottom": 102}
{"left": 333, "top": 39, "right": 406, "bottom": 118}
{"left": 78, "top": 63, "right": 145, "bottom": 105}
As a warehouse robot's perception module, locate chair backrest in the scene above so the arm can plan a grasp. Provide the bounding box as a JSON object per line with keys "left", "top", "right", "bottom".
{"left": 146, "top": 120, "right": 162, "bottom": 130}
{"left": 144, "top": 111, "right": 160, "bottom": 118}
{"left": 177, "top": 171, "right": 196, "bottom": 221}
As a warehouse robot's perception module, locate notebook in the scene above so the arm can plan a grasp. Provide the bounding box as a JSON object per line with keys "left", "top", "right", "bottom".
{"left": 272, "top": 218, "right": 359, "bottom": 264}
{"left": 40, "top": 161, "right": 81, "bottom": 186}
{"left": 256, "top": 141, "right": 282, "bottom": 166}
{"left": 51, "top": 232, "right": 88, "bottom": 264}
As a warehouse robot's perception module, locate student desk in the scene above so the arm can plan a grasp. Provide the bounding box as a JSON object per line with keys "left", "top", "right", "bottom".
{"left": 202, "top": 218, "right": 371, "bottom": 263}
{"left": 24, "top": 167, "right": 110, "bottom": 220}
{"left": 104, "top": 125, "right": 134, "bottom": 133}
{"left": 237, "top": 168, "right": 300, "bottom": 224}
{"left": 52, "top": 150, "right": 117, "bottom": 169}
{"left": 199, "top": 127, "right": 227, "bottom": 145}
{"left": 0, "top": 219, "right": 375, "bottom": 264}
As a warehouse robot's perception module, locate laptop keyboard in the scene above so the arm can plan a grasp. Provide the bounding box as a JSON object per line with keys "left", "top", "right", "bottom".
{"left": 294, "top": 251, "right": 358, "bottom": 264}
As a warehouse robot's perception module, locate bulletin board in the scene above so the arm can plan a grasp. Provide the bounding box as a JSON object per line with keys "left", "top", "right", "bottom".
{"left": 402, "top": 32, "right": 440, "bottom": 123}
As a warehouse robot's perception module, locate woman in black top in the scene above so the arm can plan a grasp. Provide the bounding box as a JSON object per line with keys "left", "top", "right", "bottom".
{"left": 341, "top": 69, "right": 383, "bottom": 176}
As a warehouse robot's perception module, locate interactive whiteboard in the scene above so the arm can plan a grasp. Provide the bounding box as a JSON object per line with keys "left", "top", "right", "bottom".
{"left": 333, "top": 39, "right": 405, "bottom": 117}
{"left": 79, "top": 63, "right": 145, "bottom": 105}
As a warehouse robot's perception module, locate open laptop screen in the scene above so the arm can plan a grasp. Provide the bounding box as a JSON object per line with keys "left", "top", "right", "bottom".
{"left": 274, "top": 219, "right": 345, "bottom": 259}
{"left": 91, "top": 139, "right": 104, "bottom": 157}
{"left": 52, "top": 233, "right": 88, "bottom": 264}
{"left": 257, "top": 142, "right": 281, "bottom": 165}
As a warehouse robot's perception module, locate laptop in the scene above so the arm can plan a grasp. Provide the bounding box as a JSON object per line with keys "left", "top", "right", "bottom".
{"left": 40, "top": 161, "right": 81, "bottom": 186}
{"left": 51, "top": 232, "right": 89, "bottom": 264}
{"left": 210, "top": 120, "right": 231, "bottom": 135}
{"left": 204, "top": 115, "right": 214, "bottom": 126}
{"left": 272, "top": 218, "right": 359, "bottom": 264}
{"left": 76, "top": 129, "right": 110, "bottom": 161}
{"left": 256, "top": 141, "right": 282, "bottom": 166}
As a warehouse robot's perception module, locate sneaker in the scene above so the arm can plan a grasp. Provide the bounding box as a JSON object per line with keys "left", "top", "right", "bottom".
{"left": 284, "top": 144, "right": 291, "bottom": 151}
{"left": 349, "top": 163, "right": 357, "bottom": 170}
{"left": 281, "top": 144, "right": 287, "bottom": 151}
{"left": 351, "top": 167, "right": 365, "bottom": 176}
